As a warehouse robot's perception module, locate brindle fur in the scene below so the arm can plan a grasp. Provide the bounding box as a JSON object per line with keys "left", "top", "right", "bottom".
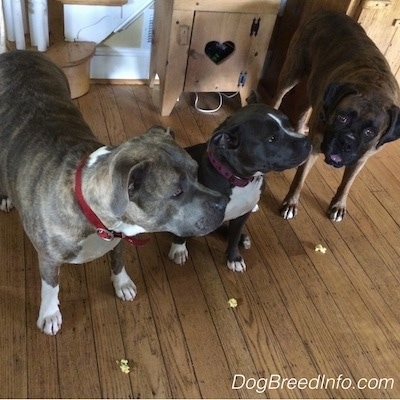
{"left": 0, "top": 50, "right": 227, "bottom": 334}
{"left": 272, "top": 11, "right": 400, "bottom": 221}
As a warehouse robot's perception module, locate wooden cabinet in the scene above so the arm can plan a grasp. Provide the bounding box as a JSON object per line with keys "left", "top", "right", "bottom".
{"left": 149, "top": 0, "right": 281, "bottom": 116}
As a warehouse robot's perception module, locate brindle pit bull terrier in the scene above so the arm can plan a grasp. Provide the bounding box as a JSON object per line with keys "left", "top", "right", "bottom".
{"left": 0, "top": 50, "right": 228, "bottom": 335}
{"left": 272, "top": 11, "right": 400, "bottom": 221}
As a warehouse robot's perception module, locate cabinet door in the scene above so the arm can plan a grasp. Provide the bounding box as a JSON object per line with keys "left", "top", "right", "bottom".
{"left": 184, "top": 11, "right": 275, "bottom": 93}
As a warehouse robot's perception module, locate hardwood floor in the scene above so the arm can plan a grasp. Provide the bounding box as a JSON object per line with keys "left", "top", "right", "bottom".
{"left": 1, "top": 83, "right": 400, "bottom": 399}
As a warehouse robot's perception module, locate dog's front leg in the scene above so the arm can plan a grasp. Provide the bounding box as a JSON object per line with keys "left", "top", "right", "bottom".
{"left": 226, "top": 213, "right": 251, "bottom": 272}
{"left": 328, "top": 155, "right": 369, "bottom": 222}
{"left": 37, "top": 258, "right": 62, "bottom": 335}
{"left": 280, "top": 151, "right": 319, "bottom": 219}
{"left": 109, "top": 241, "right": 137, "bottom": 301}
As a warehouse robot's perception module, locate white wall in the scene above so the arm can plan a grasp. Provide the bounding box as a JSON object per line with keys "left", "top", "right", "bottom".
{"left": 63, "top": 0, "right": 153, "bottom": 80}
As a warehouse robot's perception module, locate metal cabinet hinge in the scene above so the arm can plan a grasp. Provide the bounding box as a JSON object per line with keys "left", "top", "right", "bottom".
{"left": 250, "top": 18, "right": 261, "bottom": 36}
{"left": 237, "top": 71, "right": 247, "bottom": 87}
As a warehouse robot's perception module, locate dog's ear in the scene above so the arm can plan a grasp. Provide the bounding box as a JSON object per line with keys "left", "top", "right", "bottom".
{"left": 111, "top": 159, "right": 153, "bottom": 217}
{"left": 321, "top": 82, "right": 359, "bottom": 121}
{"left": 210, "top": 129, "right": 239, "bottom": 150}
{"left": 377, "top": 106, "right": 400, "bottom": 148}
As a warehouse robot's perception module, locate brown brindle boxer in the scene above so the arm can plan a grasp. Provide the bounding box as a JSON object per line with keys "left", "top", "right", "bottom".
{"left": 272, "top": 11, "right": 400, "bottom": 221}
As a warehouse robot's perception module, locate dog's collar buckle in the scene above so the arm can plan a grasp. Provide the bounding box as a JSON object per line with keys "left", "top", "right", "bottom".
{"left": 207, "top": 148, "right": 254, "bottom": 187}
{"left": 75, "top": 156, "right": 149, "bottom": 247}
{"left": 96, "top": 228, "right": 114, "bottom": 241}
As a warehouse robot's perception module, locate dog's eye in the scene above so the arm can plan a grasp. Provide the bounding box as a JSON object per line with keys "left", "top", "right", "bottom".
{"left": 337, "top": 114, "right": 349, "bottom": 124}
{"left": 362, "top": 127, "right": 376, "bottom": 138}
{"left": 268, "top": 135, "right": 277, "bottom": 143}
{"left": 172, "top": 187, "right": 183, "bottom": 197}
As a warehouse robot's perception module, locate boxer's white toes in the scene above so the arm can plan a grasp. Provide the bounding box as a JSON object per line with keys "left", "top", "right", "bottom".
{"left": 280, "top": 202, "right": 298, "bottom": 219}
{"left": 328, "top": 206, "right": 346, "bottom": 222}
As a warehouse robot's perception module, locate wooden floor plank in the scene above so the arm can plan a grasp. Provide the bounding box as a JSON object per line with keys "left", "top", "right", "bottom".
{"left": 76, "top": 85, "right": 112, "bottom": 145}
{"left": 262, "top": 183, "right": 395, "bottom": 398}
{"left": 245, "top": 211, "right": 364, "bottom": 398}
{"left": 156, "top": 233, "right": 241, "bottom": 399}
{"left": 116, "top": 244, "right": 172, "bottom": 398}
{"left": 56, "top": 298, "right": 102, "bottom": 399}
{"left": 267, "top": 166, "right": 400, "bottom": 397}
{"left": 309, "top": 161, "right": 400, "bottom": 323}
{"left": 84, "top": 258, "right": 134, "bottom": 398}
{"left": 96, "top": 85, "right": 127, "bottom": 145}
{"left": 0, "top": 211, "right": 27, "bottom": 399}
{"left": 112, "top": 85, "right": 147, "bottom": 138}
{"left": 178, "top": 235, "right": 268, "bottom": 399}
{"left": 137, "top": 237, "right": 202, "bottom": 398}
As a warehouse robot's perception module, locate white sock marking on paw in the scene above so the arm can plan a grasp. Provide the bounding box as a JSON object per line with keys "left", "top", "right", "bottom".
{"left": 227, "top": 259, "right": 247, "bottom": 272}
{"left": 0, "top": 197, "right": 13, "bottom": 212}
{"left": 37, "top": 281, "right": 62, "bottom": 335}
{"left": 168, "top": 242, "right": 189, "bottom": 265}
{"left": 111, "top": 266, "right": 137, "bottom": 301}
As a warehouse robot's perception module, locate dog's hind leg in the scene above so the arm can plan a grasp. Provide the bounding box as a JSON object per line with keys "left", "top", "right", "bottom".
{"left": 270, "top": 31, "right": 308, "bottom": 111}
{"left": 37, "top": 258, "right": 62, "bottom": 335}
{"left": 109, "top": 241, "right": 137, "bottom": 301}
{"left": 280, "top": 151, "right": 319, "bottom": 219}
{"left": 0, "top": 194, "right": 13, "bottom": 212}
{"left": 271, "top": 79, "right": 300, "bottom": 110}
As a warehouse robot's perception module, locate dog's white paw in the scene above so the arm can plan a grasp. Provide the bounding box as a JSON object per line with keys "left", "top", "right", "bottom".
{"left": 111, "top": 267, "right": 137, "bottom": 301}
{"left": 280, "top": 202, "right": 298, "bottom": 219}
{"left": 227, "top": 258, "right": 247, "bottom": 272}
{"left": 37, "top": 310, "right": 62, "bottom": 335}
{"left": 168, "top": 242, "right": 189, "bottom": 265}
{"left": 0, "top": 196, "right": 13, "bottom": 212}
{"left": 329, "top": 207, "right": 345, "bottom": 222}
{"left": 37, "top": 282, "right": 62, "bottom": 335}
{"left": 328, "top": 201, "right": 346, "bottom": 222}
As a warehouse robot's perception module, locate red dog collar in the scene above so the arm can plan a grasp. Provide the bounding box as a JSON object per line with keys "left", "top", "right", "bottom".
{"left": 75, "top": 156, "right": 149, "bottom": 247}
{"left": 207, "top": 148, "right": 254, "bottom": 187}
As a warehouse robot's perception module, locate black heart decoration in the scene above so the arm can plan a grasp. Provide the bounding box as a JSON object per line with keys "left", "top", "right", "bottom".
{"left": 204, "top": 41, "right": 235, "bottom": 65}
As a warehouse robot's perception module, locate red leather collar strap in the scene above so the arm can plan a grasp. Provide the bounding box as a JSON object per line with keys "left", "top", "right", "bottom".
{"left": 207, "top": 148, "right": 254, "bottom": 187}
{"left": 75, "top": 156, "right": 149, "bottom": 247}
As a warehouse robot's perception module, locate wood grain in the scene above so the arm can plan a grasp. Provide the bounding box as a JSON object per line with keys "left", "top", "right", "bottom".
{"left": 0, "top": 84, "right": 399, "bottom": 398}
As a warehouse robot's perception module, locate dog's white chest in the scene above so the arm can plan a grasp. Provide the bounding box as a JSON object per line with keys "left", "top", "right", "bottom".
{"left": 71, "top": 234, "right": 121, "bottom": 264}
{"left": 224, "top": 174, "right": 263, "bottom": 221}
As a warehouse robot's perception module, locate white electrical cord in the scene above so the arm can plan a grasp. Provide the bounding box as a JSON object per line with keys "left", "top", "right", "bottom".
{"left": 194, "top": 92, "right": 239, "bottom": 113}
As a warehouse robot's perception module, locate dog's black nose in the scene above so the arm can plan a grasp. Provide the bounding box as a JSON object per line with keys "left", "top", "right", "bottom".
{"left": 209, "top": 195, "right": 229, "bottom": 213}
